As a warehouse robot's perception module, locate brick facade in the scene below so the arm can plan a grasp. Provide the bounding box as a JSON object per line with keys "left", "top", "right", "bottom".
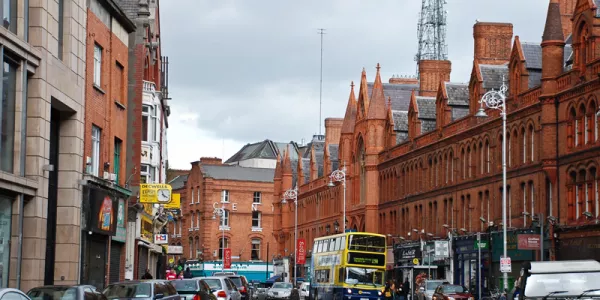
{"left": 273, "top": 0, "right": 600, "bottom": 265}
{"left": 170, "top": 158, "right": 277, "bottom": 263}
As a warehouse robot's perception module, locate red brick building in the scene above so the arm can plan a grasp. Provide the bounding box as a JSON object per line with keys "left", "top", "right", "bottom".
{"left": 274, "top": 0, "right": 599, "bottom": 289}
{"left": 169, "top": 157, "right": 279, "bottom": 263}
{"left": 80, "top": 0, "right": 136, "bottom": 288}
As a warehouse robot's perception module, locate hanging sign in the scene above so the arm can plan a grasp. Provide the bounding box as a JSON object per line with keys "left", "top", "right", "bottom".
{"left": 297, "top": 238, "right": 306, "bottom": 265}
{"left": 224, "top": 248, "right": 232, "bottom": 269}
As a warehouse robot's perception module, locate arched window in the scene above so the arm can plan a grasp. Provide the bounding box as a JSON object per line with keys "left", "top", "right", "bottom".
{"left": 588, "top": 99, "right": 598, "bottom": 143}
{"left": 577, "top": 24, "right": 590, "bottom": 71}
{"left": 461, "top": 148, "right": 466, "bottom": 180}
{"left": 569, "top": 107, "right": 577, "bottom": 148}
{"left": 188, "top": 237, "right": 193, "bottom": 258}
{"left": 196, "top": 210, "right": 201, "bottom": 229}
{"left": 194, "top": 237, "right": 199, "bottom": 258}
{"left": 529, "top": 124, "right": 535, "bottom": 162}
{"left": 485, "top": 140, "right": 491, "bottom": 173}
{"left": 578, "top": 169, "right": 587, "bottom": 219}
{"left": 522, "top": 182, "right": 528, "bottom": 227}
{"left": 479, "top": 141, "right": 484, "bottom": 175}
{"left": 218, "top": 237, "right": 229, "bottom": 259}
{"left": 568, "top": 171, "right": 577, "bottom": 221}
{"left": 591, "top": 167, "right": 599, "bottom": 217}
{"left": 529, "top": 181, "right": 535, "bottom": 219}
{"left": 522, "top": 128, "right": 527, "bottom": 164}
{"left": 178, "top": 219, "right": 182, "bottom": 236}
{"left": 190, "top": 212, "right": 194, "bottom": 229}
{"left": 251, "top": 239, "right": 261, "bottom": 261}
{"left": 579, "top": 104, "right": 587, "bottom": 145}
{"left": 507, "top": 133, "right": 512, "bottom": 167}
{"left": 357, "top": 138, "right": 366, "bottom": 204}
{"left": 450, "top": 151, "right": 454, "bottom": 182}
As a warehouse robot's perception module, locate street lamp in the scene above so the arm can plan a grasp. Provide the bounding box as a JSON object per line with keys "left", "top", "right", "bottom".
{"left": 475, "top": 75, "right": 509, "bottom": 290}
{"left": 333, "top": 220, "right": 340, "bottom": 233}
{"left": 282, "top": 187, "right": 299, "bottom": 286}
{"left": 328, "top": 166, "right": 347, "bottom": 232}
{"left": 212, "top": 205, "right": 227, "bottom": 271}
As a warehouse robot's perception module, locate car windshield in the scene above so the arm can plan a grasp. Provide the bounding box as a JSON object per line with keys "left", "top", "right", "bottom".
{"left": 523, "top": 272, "right": 600, "bottom": 298}
{"left": 272, "top": 283, "right": 293, "bottom": 289}
{"left": 426, "top": 282, "right": 443, "bottom": 291}
{"left": 203, "top": 279, "right": 223, "bottom": 290}
{"left": 229, "top": 278, "right": 243, "bottom": 288}
{"left": 442, "top": 285, "right": 466, "bottom": 294}
{"left": 103, "top": 283, "right": 152, "bottom": 299}
{"left": 27, "top": 287, "right": 78, "bottom": 300}
{"left": 345, "top": 267, "right": 384, "bottom": 286}
{"left": 172, "top": 280, "right": 199, "bottom": 292}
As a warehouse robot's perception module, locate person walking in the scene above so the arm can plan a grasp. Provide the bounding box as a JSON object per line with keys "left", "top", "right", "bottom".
{"left": 141, "top": 268, "right": 153, "bottom": 279}
{"left": 183, "top": 267, "right": 193, "bottom": 279}
{"left": 402, "top": 278, "right": 410, "bottom": 300}
{"left": 384, "top": 281, "right": 394, "bottom": 300}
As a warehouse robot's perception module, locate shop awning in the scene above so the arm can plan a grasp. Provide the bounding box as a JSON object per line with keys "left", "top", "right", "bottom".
{"left": 266, "top": 275, "right": 281, "bottom": 283}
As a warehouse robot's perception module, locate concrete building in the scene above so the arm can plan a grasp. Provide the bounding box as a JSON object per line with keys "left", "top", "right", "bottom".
{"left": 273, "top": 0, "right": 600, "bottom": 292}
{"left": 116, "top": 0, "right": 171, "bottom": 280}
{"left": 79, "top": 0, "right": 135, "bottom": 289}
{"left": 0, "top": 0, "right": 87, "bottom": 291}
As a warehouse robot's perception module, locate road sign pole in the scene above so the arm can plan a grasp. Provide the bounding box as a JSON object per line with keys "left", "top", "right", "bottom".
{"left": 477, "top": 232, "right": 481, "bottom": 300}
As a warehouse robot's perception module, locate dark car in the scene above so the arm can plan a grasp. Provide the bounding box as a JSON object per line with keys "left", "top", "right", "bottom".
{"left": 28, "top": 285, "right": 106, "bottom": 300}
{"left": 171, "top": 279, "right": 216, "bottom": 300}
{"left": 103, "top": 280, "right": 180, "bottom": 300}
{"left": 432, "top": 284, "right": 474, "bottom": 300}
{"left": 215, "top": 276, "right": 250, "bottom": 300}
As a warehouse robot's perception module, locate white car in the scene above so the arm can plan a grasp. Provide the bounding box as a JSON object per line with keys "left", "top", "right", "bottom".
{"left": 299, "top": 283, "right": 310, "bottom": 299}
{"left": 200, "top": 276, "right": 243, "bottom": 300}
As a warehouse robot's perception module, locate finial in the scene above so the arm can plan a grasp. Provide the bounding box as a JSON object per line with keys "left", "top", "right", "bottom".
{"left": 351, "top": 81, "right": 355, "bottom": 89}
{"left": 376, "top": 63, "right": 381, "bottom": 71}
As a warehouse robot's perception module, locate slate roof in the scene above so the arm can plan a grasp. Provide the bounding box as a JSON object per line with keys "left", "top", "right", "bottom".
{"left": 367, "top": 83, "right": 418, "bottom": 111}
{"left": 444, "top": 82, "right": 469, "bottom": 106}
{"left": 200, "top": 165, "right": 275, "bottom": 183}
{"left": 225, "top": 140, "right": 297, "bottom": 164}
{"left": 452, "top": 108, "right": 470, "bottom": 121}
{"left": 392, "top": 111, "right": 409, "bottom": 131}
{"left": 168, "top": 174, "right": 188, "bottom": 190}
{"left": 300, "top": 158, "right": 310, "bottom": 184}
{"left": 479, "top": 64, "right": 509, "bottom": 91}
{"left": 521, "top": 42, "right": 542, "bottom": 69}
{"left": 415, "top": 97, "right": 436, "bottom": 119}
{"left": 301, "top": 135, "right": 326, "bottom": 179}
{"left": 329, "top": 144, "right": 340, "bottom": 170}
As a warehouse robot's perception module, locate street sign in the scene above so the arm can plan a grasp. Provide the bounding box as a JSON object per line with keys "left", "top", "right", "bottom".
{"left": 164, "top": 193, "right": 181, "bottom": 209}
{"left": 434, "top": 241, "right": 449, "bottom": 258}
{"left": 224, "top": 248, "right": 232, "bottom": 269}
{"left": 412, "top": 258, "right": 419, "bottom": 265}
{"left": 345, "top": 229, "right": 357, "bottom": 233}
{"left": 474, "top": 240, "right": 489, "bottom": 249}
{"left": 500, "top": 256, "right": 512, "bottom": 273}
{"left": 140, "top": 184, "right": 172, "bottom": 203}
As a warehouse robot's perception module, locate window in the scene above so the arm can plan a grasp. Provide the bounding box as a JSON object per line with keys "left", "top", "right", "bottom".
{"left": 188, "top": 237, "right": 193, "bottom": 258}
{"left": 218, "top": 237, "right": 229, "bottom": 259}
{"left": 115, "top": 62, "right": 124, "bottom": 103}
{"left": 58, "top": 0, "right": 64, "bottom": 59}
{"left": 253, "top": 192, "right": 261, "bottom": 203}
{"left": 140, "top": 164, "right": 155, "bottom": 184}
{"left": 251, "top": 239, "right": 261, "bottom": 260}
{"left": 178, "top": 220, "right": 182, "bottom": 236}
{"left": 190, "top": 188, "right": 194, "bottom": 205}
{"left": 0, "top": 0, "right": 17, "bottom": 34}
{"left": 221, "top": 190, "right": 229, "bottom": 203}
{"left": 0, "top": 60, "right": 17, "bottom": 173}
{"left": 141, "top": 105, "right": 155, "bottom": 142}
{"left": 91, "top": 126, "right": 101, "bottom": 176}
{"left": 252, "top": 211, "right": 261, "bottom": 228}
{"left": 196, "top": 210, "right": 200, "bottom": 229}
{"left": 196, "top": 186, "right": 200, "bottom": 203}
{"left": 0, "top": 196, "right": 11, "bottom": 288}
{"left": 93, "top": 44, "right": 102, "bottom": 86}
{"left": 189, "top": 212, "right": 194, "bottom": 230}
{"left": 220, "top": 210, "right": 230, "bottom": 227}
{"left": 114, "top": 138, "right": 122, "bottom": 184}
{"left": 530, "top": 125, "right": 535, "bottom": 162}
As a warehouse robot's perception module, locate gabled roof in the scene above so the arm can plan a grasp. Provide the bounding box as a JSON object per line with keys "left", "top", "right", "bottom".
{"left": 201, "top": 165, "right": 275, "bottom": 183}
{"left": 415, "top": 97, "right": 437, "bottom": 120}
{"left": 444, "top": 82, "right": 469, "bottom": 106}
{"left": 479, "top": 64, "right": 509, "bottom": 91}
{"left": 367, "top": 83, "right": 417, "bottom": 111}
{"left": 225, "top": 140, "right": 298, "bottom": 164}
{"left": 168, "top": 174, "right": 188, "bottom": 190}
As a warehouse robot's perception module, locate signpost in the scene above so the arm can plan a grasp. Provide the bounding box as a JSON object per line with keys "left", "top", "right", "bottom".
{"left": 224, "top": 248, "right": 232, "bottom": 269}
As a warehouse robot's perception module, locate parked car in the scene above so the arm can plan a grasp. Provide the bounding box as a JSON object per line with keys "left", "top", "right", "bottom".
{"left": 197, "top": 277, "right": 242, "bottom": 300}
{"left": 432, "top": 284, "right": 474, "bottom": 300}
{"left": 215, "top": 275, "right": 251, "bottom": 300}
{"left": 250, "top": 283, "right": 268, "bottom": 300}
{"left": 417, "top": 280, "right": 449, "bottom": 300}
{"left": 28, "top": 285, "right": 106, "bottom": 300}
{"left": 266, "top": 282, "right": 293, "bottom": 300}
{"left": 103, "top": 280, "right": 180, "bottom": 300}
{"left": 171, "top": 279, "right": 216, "bottom": 300}
{"left": 0, "top": 289, "right": 32, "bottom": 300}
{"left": 212, "top": 272, "right": 236, "bottom": 276}
{"left": 298, "top": 283, "right": 310, "bottom": 300}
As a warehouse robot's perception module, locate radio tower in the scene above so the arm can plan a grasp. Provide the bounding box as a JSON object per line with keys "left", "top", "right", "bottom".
{"left": 415, "top": 0, "right": 448, "bottom": 77}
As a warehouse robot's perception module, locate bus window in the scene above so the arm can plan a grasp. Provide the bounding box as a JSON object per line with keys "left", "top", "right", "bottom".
{"left": 313, "top": 241, "right": 317, "bottom": 253}
{"left": 341, "top": 237, "right": 346, "bottom": 249}
{"left": 338, "top": 267, "right": 345, "bottom": 283}
{"left": 334, "top": 238, "right": 341, "bottom": 250}
{"left": 317, "top": 240, "right": 323, "bottom": 253}
{"left": 323, "top": 239, "right": 330, "bottom": 252}
{"left": 348, "top": 235, "right": 386, "bottom": 253}
{"left": 345, "top": 267, "right": 385, "bottom": 286}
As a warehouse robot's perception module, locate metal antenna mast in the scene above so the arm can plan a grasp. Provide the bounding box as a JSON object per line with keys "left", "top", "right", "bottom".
{"left": 318, "top": 28, "right": 326, "bottom": 135}
{"left": 415, "top": 0, "right": 448, "bottom": 77}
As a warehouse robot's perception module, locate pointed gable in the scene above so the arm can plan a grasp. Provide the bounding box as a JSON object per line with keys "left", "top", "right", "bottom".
{"left": 341, "top": 82, "right": 357, "bottom": 134}
{"left": 356, "top": 68, "right": 370, "bottom": 121}
{"left": 367, "top": 63, "right": 388, "bottom": 120}
{"left": 408, "top": 91, "right": 421, "bottom": 139}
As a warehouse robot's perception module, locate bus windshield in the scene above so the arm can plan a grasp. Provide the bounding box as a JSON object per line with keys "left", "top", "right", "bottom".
{"left": 524, "top": 272, "right": 600, "bottom": 298}
{"left": 348, "top": 234, "right": 386, "bottom": 253}
{"left": 345, "top": 267, "right": 384, "bottom": 287}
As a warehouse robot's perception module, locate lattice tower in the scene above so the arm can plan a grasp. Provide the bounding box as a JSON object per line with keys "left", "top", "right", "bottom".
{"left": 415, "top": 0, "right": 448, "bottom": 77}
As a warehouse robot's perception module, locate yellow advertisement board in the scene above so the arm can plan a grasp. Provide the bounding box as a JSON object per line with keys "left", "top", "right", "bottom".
{"left": 164, "top": 193, "right": 181, "bottom": 209}
{"left": 140, "top": 184, "right": 172, "bottom": 203}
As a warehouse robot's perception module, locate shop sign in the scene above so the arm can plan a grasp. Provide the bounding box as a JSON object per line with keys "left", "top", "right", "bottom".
{"left": 395, "top": 242, "right": 421, "bottom": 261}
{"left": 88, "top": 188, "right": 118, "bottom": 236}
{"left": 212, "top": 201, "right": 260, "bottom": 212}
{"left": 113, "top": 199, "right": 126, "bottom": 242}
{"left": 558, "top": 237, "right": 600, "bottom": 261}
{"left": 140, "top": 184, "right": 172, "bottom": 204}
{"left": 141, "top": 216, "right": 153, "bottom": 243}
{"left": 164, "top": 194, "right": 181, "bottom": 210}
{"left": 167, "top": 245, "right": 183, "bottom": 255}
{"left": 474, "top": 240, "right": 488, "bottom": 250}
{"left": 434, "top": 241, "right": 450, "bottom": 257}
{"left": 491, "top": 231, "right": 533, "bottom": 262}
{"left": 154, "top": 234, "right": 168, "bottom": 244}
{"left": 517, "top": 234, "right": 540, "bottom": 250}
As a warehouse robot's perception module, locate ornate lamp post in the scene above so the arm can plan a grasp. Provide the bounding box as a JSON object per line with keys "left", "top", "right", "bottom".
{"left": 328, "top": 166, "right": 347, "bottom": 232}
{"left": 212, "top": 205, "right": 227, "bottom": 272}
{"left": 475, "top": 76, "right": 509, "bottom": 290}
{"left": 282, "top": 186, "right": 298, "bottom": 286}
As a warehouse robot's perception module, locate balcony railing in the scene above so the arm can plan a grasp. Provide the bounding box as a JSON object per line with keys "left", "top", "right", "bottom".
{"left": 143, "top": 80, "right": 156, "bottom": 93}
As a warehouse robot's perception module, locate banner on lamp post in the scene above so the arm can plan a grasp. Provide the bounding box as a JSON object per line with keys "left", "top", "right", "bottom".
{"left": 297, "top": 238, "right": 306, "bottom": 265}
{"left": 224, "top": 248, "right": 232, "bottom": 269}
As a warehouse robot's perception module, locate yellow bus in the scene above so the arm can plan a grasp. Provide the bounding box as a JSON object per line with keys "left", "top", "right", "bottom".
{"left": 310, "top": 232, "right": 386, "bottom": 300}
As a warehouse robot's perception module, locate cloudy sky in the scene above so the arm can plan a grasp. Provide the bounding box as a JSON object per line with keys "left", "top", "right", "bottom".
{"left": 161, "top": 0, "right": 550, "bottom": 170}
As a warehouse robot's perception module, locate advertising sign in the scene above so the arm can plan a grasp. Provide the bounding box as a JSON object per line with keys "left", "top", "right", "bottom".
{"left": 167, "top": 245, "right": 183, "bottom": 255}
{"left": 154, "top": 234, "right": 169, "bottom": 244}
{"left": 518, "top": 234, "right": 540, "bottom": 250}
{"left": 164, "top": 193, "right": 181, "bottom": 209}
{"left": 224, "top": 248, "right": 232, "bottom": 269}
{"left": 88, "top": 188, "right": 118, "bottom": 235}
{"left": 297, "top": 238, "right": 306, "bottom": 265}
{"left": 113, "top": 199, "right": 126, "bottom": 242}
{"left": 140, "top": 184, "right": 172, "bottom": 203}
{"left": 140, "top": 216, "right": 153, "bottom": 243}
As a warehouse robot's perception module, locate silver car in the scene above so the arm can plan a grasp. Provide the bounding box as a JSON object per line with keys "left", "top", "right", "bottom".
{"left": 197, "top": 277, "right": 242, "bottom": 300}
{"left": 417, "top": 280, "right": 449, "bottom": 300}
{"left": 267, "top": 282, "right": 293, "bottom": 300}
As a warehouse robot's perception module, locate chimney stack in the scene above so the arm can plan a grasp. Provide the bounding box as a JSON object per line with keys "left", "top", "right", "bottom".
{"left": 325, "top": 118, "right": 343, "bottom": 145}
{"left": 418, "top": 60, "right": 451, "bottom": 97}
{"left": 473, "top": 22, "right": 513, "bottom": 65}
{"left": 199, "top": 157, "right": 222, "bottom": 165}
{"left": 389, "top": 75, "right": 419, "bottom": 85}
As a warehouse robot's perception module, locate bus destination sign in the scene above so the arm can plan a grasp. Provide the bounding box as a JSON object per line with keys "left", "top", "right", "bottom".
{"left": 347, "top": 252, "right": 385, "bottom": 267}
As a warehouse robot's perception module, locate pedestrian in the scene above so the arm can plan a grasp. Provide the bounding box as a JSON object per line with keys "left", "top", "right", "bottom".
{"left": 384, "top": 281, "right": 394, "bottom": 300}
{"left": 141, "top": 268, "right": 153, "bottom": 279}
{"left": 184, "top": 267, "right": 193, "bottom": 278}
{"left": 395, "top": 280, "right": 405, "bottom": 300}
{"left": 402, "top": 278, "right": 410, "bottom": 300}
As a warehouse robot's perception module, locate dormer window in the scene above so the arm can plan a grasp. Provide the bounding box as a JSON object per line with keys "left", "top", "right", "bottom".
{"left": 576, "top": 23, "right": 590, "bottom": 72}
{"left": 511, "top": 61, "right": 520, "bottom": 97}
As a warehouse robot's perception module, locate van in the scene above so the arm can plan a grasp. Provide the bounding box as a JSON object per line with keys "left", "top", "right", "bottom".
{"left": 299, "top": 282, "right": 310, "bottom": 299}
{"left": 518, "top": 260, "right": 600, "bottom": 300}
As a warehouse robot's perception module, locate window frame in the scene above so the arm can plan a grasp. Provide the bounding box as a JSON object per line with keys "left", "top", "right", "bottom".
{"left": 91, "top": 125, "right": 101, "bottom": 176}
{"left": 93, "top": 43, "right": 102, "bottom": 86}
{"left": 221, "top": 190, "right": 229, "bottom": 203}
{"left": 251, "top": 239, "right": 261, "bottom": 261}
{"left": 251, "top": 211, "right": 261, "bottom": 228}
{"left": 141, "top": 105, "right": 154, "bottom": 142}
{"left": 253, "top": 191, "right": 261, "bottom": 203}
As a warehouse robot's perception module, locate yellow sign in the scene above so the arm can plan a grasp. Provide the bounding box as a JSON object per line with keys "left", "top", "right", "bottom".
{"left": 169, "top": 258, "right": 174, "bottom": 264}
{"left": 413, "top": 258, "right": 419, "bottom": 265}
{"left": 141, "top": 216, "right": 153, "bottom": 242}
{"left": 140, "top": 184, "right": 172, "bottom": 203}
{"left": 164, "top": 193, "right": 181, "bottom": 209}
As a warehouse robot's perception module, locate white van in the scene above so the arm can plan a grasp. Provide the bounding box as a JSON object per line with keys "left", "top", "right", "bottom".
{"left": 299, "top": 282, "right": 310, "bottom": 299}
{"left": 518, "top": 260, "right": 600, "bottom": 300}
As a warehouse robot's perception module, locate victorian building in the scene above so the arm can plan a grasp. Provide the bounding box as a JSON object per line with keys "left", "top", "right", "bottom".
{"left": 273, "top": 0, "right": 600, "bottom": 293}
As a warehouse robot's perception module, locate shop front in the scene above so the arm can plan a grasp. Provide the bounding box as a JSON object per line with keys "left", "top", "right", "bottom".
{"left": 490, "top": 230, "right": 533, "bottom": 291}
{"left": 394, "top": 241, "right": 422, "bottom": 297}
{"left": 556, "top": 225, "right": 600, "bottom": 261}
{"left": 423, "top": 241, "right": 450, "bottom": 281}
{"left": 453, "top": 235, "right": 489, "bottom": 297}
{"left": 0, "top": 194, "right": 13, "bottom": 288}
{"left": 110, "top": 199, "right": 128, "bottom": 283}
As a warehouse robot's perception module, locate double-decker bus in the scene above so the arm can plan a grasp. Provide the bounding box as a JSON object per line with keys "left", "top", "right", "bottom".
{"left": 310, "top": 232, "right": 386, "bottom": 300}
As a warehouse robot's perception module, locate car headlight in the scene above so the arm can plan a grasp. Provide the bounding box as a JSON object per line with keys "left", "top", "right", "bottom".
{"left": 448, "top": 297, "right": 455, "bottom": 300}
{"left": 378, "top": 291, "right": 383, "bottom": 296}
{"left": 347, "top": 289, "right": 352, "bottom": 294}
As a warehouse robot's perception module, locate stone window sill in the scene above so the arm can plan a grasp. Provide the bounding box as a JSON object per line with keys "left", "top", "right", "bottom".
{"left": 93, "top": 84, "right": 106, "bottom": 94}
{"left": 252, "top": 227, "right": 263, "bottom": 232}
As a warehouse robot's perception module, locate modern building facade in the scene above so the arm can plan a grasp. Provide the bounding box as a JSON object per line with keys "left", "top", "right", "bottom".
{"left": 0, "top": 0, "right": 87, "bottom": 291}
{"left": 79, "top": 0, "right": 135, "bottom": 289}
{"left": 273, "top": 0, "right": 599, "bottom": 293}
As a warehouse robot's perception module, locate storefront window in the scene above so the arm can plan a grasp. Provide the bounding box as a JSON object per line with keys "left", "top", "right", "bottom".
{"left": 1, "top": 59, "right": 17, "bottom": 173}
{"left": 0, "top": 196, "right": 11, "bottom": 288}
